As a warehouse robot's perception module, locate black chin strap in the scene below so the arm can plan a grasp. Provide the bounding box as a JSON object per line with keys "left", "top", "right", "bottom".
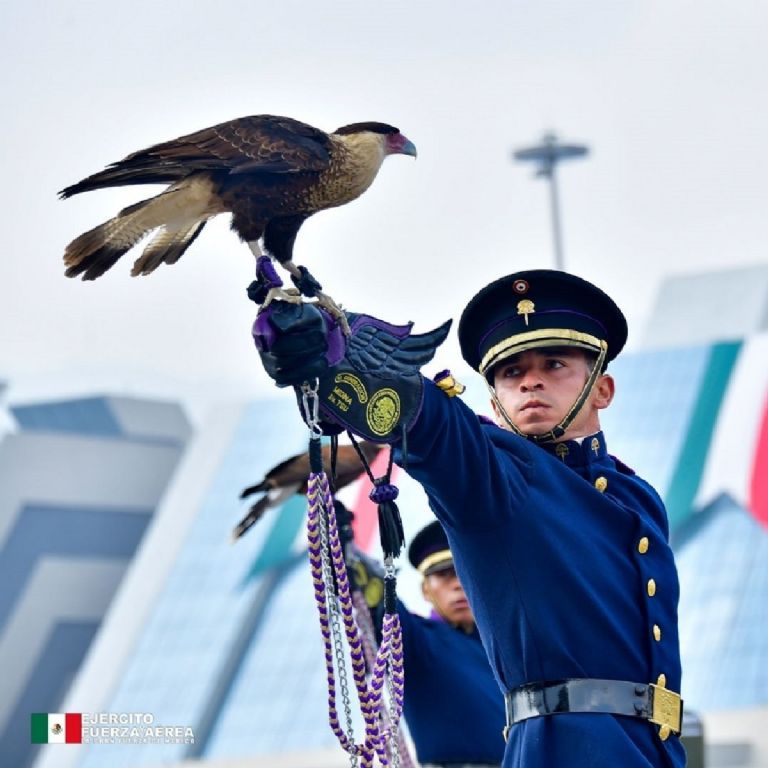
{"left": 487, "top": 342, "right": 608, "bottom": 445}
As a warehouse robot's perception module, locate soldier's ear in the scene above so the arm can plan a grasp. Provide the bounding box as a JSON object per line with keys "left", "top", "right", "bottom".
{"left": 593, "top": 374, "right": 615, "bottom": 410}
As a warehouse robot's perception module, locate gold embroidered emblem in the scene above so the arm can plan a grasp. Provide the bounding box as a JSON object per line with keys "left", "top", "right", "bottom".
{"left": 335, "top": 373, "right": 368, "bottom": 402}
{"left": 555, "top": 443, "right": 569, "bottom": 460}
{"left": 517, "top": 299, "right": 535, "bottom": 326}
{"left": 327, "top": 373, "right": 368, "bottom": 413}
{"left": 591, "top": 437, "right": 600, "bottom": 455}
{"left": 366, "top": 388, "right": 401, "bottom": 436}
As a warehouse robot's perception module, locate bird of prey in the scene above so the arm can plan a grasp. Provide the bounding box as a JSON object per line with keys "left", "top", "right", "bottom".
{"left": 60, "top": 114, "right": 416, "bottom": 318}
{"left": 233, "top": 440, "right": 384, "bottom": 540}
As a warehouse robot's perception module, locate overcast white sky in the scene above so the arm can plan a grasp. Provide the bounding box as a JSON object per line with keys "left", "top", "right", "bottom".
{"left": 1, "top": 0, "right": 767, "bottom": 424}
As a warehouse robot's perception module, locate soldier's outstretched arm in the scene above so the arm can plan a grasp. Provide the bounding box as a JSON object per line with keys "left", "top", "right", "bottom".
{"left": 253, "top": 300, "right": 532, "bottom": 528}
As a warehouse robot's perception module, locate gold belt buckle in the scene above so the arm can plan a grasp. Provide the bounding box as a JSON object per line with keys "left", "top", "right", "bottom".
{"left": 649, "top": 684, "right": 683, "bottom": 736}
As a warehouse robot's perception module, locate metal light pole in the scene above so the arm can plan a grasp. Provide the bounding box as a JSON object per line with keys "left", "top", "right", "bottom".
{"left": 512, "top": 132, "right": 589, "bottom": 271}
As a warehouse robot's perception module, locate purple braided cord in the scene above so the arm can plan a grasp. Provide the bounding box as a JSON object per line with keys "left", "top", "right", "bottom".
{"left": 307, "top": 471, "right": 406, "bottom": 765}
{"left": 307, "top": 475, "right": 374, "bottom": 762}
{"left": 306, "top": 484, "right": 358, "bottom": 755}
{"left": 319, "top": 473, "right": 383, "bottom": 764}
{"left": 352, "top": 594, "right": 415, "bottom": 768}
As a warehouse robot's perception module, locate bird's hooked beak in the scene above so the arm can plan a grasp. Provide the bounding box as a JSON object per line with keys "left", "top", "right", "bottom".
{"left": 399, "top": 138, "right": 418, "bottom": 158}
{"left": 387, "top": 133, "right": 418, "bottom": 158}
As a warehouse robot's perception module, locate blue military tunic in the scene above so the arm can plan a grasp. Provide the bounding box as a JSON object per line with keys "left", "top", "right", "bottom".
{"left": 399, "top": 381, "right": 686, "bottom": 768}
{"left": 397, "top": 601, "right": 505, "bottom": 766}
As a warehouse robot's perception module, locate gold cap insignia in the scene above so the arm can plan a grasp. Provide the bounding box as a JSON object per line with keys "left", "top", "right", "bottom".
{"left": 517, "top": 299, "right": 535, "bottom": 326}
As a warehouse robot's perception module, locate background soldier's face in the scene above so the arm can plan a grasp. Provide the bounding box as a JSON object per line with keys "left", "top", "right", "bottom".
{"left": 422, "top": 566, "right": 474, "bottom": 627}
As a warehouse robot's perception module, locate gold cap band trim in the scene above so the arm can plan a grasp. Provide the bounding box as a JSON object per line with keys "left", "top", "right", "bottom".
{"left": 417, "top": 549, "right": 453, "bottom": 575}
{"left": 480, "top": 328, "right": 604, "bottom": 376}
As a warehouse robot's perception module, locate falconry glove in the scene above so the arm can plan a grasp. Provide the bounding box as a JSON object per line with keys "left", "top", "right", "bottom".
{"left": 253, "top": 301, "right": 451, "bottom": 443}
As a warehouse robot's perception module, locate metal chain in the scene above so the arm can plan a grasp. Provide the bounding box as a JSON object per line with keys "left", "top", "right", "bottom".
{"left": 317, "top": 480, "right": 358, "bottom": 765}
{"left": 386, "top": 671, "right": 401, "bottom": 768}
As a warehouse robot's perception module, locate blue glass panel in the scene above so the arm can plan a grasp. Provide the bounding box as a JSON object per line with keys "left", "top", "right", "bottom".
{"left": 77, "top": 397, "right": 310, "bottom": 768}
{"left": 675, "top": 494, "right": 768, "bottom": 710}
{"left": 204, "top": 558, "right": 347, "bottom": 757}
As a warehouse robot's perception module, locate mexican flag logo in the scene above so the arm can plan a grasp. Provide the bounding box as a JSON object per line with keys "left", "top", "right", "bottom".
{"left": 31, "top": 713, "right": 82, "bottom": 744}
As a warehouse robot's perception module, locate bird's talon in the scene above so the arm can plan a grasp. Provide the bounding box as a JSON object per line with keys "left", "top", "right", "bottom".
{"left": 313, "top": 291, "right": 351, "bottom": 336}
{"left": 262, "top": 286, "right": 303, "bottom": 308}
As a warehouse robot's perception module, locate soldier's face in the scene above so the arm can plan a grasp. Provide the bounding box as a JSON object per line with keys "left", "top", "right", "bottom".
{"left": 491, "top": 347, "right": 614, "bottom": 439}
{"left": 422, "top": 566, "right": 475, "bottom": 627}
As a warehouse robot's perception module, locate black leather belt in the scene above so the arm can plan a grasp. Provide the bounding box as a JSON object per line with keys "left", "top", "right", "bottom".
{"left": 503, "top": 679, "right": 683, "bottom": 741}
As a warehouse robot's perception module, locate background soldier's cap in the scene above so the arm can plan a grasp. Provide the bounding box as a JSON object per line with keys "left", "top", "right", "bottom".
{"left": 408, "top": 520, "right": 454, "bottom": 576}
{"left": 458, "top": 269, "right": 628, "bottom": 379}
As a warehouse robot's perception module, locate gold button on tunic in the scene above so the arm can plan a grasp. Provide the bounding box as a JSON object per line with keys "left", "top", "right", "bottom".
{"left": 638, "top": 537, "right": 649, "bottom": 554}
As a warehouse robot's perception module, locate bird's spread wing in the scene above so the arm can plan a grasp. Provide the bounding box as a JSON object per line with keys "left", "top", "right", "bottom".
{"left": 60, "top": 115, "right": 334, "bottom": 197}
{"left": 154, "top": 116, "right": 333, "bottom": 173}
{"left": 345, "top": 314, "right": 453, "bottom": 377}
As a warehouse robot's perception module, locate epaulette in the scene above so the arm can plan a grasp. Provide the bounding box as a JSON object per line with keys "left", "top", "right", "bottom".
{"left": 433, "top": 369, "right": 466, "bottom": 398}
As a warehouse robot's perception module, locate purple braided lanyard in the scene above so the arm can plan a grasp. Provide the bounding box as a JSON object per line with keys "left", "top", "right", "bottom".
{"left": 353, "top": 592, "right": 415, "bottom": 768}
{"left": 307, "top": 468, "right": 407, "bottom": 766}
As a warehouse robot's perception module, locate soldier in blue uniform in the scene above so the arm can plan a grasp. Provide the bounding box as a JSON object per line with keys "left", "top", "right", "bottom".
{"left": 254, "top": 269, "right": 686, "bottom": 767}
{"left": 337, "top": 503, "right": 504, "bottom": 766}
{"left": 391, "top": 520, "right": 505, "bottom": 766}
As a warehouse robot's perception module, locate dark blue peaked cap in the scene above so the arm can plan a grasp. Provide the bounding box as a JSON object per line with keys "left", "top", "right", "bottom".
{"left": 408, "top": 520, "right": 453, "bottom": 576}
{"left": 458, "top": 270, "right": 628, "bottom": 379}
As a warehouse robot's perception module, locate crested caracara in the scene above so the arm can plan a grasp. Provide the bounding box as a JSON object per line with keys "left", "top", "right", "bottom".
{"left": 60, "top": 115, "right": 416, "bottom": 294}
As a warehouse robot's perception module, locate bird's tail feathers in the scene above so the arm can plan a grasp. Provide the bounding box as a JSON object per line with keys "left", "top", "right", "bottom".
{"left": 63, "top": 181, "right": 216, "bottom": 280}
{"left": 130, "top": 219, "right": 207, "bottom": 276}
{"left": 63, "top": 195, "right": 158, "bottom": 280}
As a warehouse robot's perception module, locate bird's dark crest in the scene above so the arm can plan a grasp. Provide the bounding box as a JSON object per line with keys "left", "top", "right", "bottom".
{"left": 334, "top": 122, "right": 399, "bottom": 136}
